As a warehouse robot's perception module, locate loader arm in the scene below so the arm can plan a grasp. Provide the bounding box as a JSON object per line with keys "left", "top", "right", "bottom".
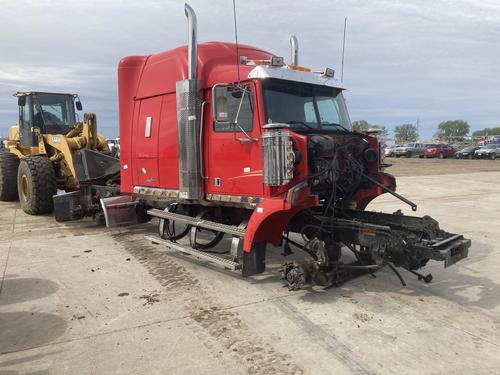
{"left": 41, "top": 113, "right": 112, "bottom": 190}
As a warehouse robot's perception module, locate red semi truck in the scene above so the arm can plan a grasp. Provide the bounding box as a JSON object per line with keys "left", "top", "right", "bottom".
{"left": 57, "top": 4, "right": 470, "bottom": 289}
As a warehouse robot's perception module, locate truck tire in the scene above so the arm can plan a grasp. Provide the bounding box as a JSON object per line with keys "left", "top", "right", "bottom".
{"left": 0, "top": 152, "right": 20, "bottom": 201}
{"left": 491, "top": 153, "right": 496, "bottom": 160}
{"left": 17, "top": 156, "right": 57, "bottom": 215}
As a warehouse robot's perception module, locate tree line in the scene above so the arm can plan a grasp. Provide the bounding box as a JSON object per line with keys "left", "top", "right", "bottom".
{"left": 352, "top": 119, "right": 499, "bottom": 143}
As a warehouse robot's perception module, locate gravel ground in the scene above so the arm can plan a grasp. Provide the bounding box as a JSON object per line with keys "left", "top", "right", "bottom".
{"left": 385, "top": 157, "right": 500, "bottom": 177}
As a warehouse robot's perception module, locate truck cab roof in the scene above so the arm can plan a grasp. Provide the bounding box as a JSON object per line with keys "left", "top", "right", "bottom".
{"left": 119, "top": 42, "right": 344, "bottom": 100}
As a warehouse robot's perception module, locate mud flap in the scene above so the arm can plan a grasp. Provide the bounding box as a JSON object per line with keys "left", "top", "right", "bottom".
{"left": 100, "top": 195, "right": 138, "bottom": 227}
{"left": 242, "top": 243, "right": 266, "bottom": 277}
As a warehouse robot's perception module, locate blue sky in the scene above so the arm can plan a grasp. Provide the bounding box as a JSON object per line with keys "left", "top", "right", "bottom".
{"left": 1, "top": 0, "right": 499, "bottom": 139}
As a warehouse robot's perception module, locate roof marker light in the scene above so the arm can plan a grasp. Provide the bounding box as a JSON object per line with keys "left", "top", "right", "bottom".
{"left": 271, "top": 56, "right": 285, "bottom": 66}
{"left": 287, "top": 64, "right": 311, "bottom": 72}
{"left": 322, "top": 68, "right": 335, "bottom": 78}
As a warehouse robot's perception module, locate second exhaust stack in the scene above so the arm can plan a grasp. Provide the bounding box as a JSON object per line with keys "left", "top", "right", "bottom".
{"left": 290, "top": 35, "right": 299, "bottom": 66}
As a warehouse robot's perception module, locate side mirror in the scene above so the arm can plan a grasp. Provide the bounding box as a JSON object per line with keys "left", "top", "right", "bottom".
{"left": 17, "top": 96, "right": 26, "bottom": 106}
{"left": 75, "top": 100, "right": 83, "bottom": 111}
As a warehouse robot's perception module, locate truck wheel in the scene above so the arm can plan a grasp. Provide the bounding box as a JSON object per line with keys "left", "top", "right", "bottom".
{"left": 438, "top": 152, "right": 444, "bottom": 159}
{"left": 491, "top": 154, "right": 496, "bottom": 160}
{"left": 17, "top": 156, "right": 57, "bottom": 215}
{"left": 0, "top": 152, "right": 20, "bottom": 201}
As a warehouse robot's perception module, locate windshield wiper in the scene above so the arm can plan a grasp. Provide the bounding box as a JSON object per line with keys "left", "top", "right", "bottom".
{"left": 323, "top": 122, "right": 350, "bottom": 132}
{"left": 283, "top": 120, "right": 315, "bottom": 130}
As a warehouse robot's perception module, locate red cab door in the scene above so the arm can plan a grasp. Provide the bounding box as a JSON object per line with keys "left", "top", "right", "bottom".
{"left": 205, "top": 82, "right": 263, "bottom": 198}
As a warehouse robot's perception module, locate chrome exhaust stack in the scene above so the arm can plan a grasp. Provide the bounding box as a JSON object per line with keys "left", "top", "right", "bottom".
{"left": 176, "top": 3, "right": 202, "bottom": 200}
{"left": 290, "top": 35, "right": 299, "bottom": 65}
{"left": 185, "top": 3, "right": 197, "bottom": 80}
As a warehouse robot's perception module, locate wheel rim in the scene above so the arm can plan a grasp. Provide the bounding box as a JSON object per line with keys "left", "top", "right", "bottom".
{"left": 190, "top": 211, "right": 225, "bottom": 250}
{"left": 158, "top": 205, "right": 190, "bottom": 241}
{"left": 20, "top": 174, "right": 29, "bottom": 201}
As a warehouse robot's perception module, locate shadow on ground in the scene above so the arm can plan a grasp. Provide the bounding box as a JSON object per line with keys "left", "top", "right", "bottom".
{"left": 0, "top": 312, "right": 67, "bottom": 353}
{"left": 0, "top": 278, "right": 59, "bottom": 306}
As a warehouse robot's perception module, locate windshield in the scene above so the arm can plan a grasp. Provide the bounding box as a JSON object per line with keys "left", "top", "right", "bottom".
{"left": 402, "top": 143, "right": 415, "bottom": 147}
{"left": 462, "top": 146, "right": 475, "bottom": 152}
{"left": 484, "top": 144, "right": 497, "bottom": 149}
{"left": 261, "top": 79, "right": 351, "bottom": 131}
{"left": 33, "top": 93, "right": 76, "bottom": 134}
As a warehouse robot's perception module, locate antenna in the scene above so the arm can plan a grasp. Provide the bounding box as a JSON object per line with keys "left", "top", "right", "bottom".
{"left": 341, "top": 17, "right": 347, "bottom": 83}
{"left": 232, "top": 0, "right": 241, "bottom": 85}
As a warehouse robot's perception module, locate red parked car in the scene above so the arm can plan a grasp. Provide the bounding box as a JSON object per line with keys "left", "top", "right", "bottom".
{"left": 424, "top": 144, "right": 456, "bottom": 158}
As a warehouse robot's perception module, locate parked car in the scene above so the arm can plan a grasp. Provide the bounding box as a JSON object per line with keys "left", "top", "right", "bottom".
{"left": 384, "top": 145, "right": 399, "bottom": 157}
{"left": 393, "top": 143, "right": 426, "bottom": 158}
{"left": 455, "top": 146, "right": 481, "bottom": 159}
{"left": 106, "top": 137, "right": 120, "bottom": 158}
{"left": 107, "top": 138, "right": 117, "bottom": 152}
{"left": 394, "top": 142, "right": 425, "bottom": 158}
{"left": 114, "top": 137, "right": 120, "bottom": 158}
{"left": 475, "top": 143, "right": 500, "bottom": 159}
{"left": 424, "top": 144, "right": 456, "bottom": 159}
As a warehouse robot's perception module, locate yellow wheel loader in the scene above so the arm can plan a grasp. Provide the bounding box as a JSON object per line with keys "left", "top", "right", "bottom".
{"left": 0, "top": 92, "right": 120, "bottom": 218}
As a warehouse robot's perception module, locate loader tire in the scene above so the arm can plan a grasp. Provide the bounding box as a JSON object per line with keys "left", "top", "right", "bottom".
{"left": 17, "top": 156, "right": 57, "bottom": 215}
{"left": 0, "top": 152, "right": 20, "bottom": 201}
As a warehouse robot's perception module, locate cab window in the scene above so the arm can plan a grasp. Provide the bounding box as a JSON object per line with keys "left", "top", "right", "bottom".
{"left": 213, "top": 85, "right": 253, "bottom": 132}
{"left": 22, "top": 99, "right": 31, "bottom": 126}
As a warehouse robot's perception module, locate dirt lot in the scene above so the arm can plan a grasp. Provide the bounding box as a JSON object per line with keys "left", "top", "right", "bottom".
{"left": 386, "top": 157, "right": 500, "bottom": 177}
{"left": 1, "top": 160, "right": 499, "bottom": 374}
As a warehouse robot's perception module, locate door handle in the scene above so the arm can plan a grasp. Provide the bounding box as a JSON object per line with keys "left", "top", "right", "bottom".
{"left": 236, "top": 137, "right": 258, "bottom": 143}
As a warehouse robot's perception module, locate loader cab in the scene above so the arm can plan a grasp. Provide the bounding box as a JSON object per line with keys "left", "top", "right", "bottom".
{"left": 16, "top": 92, "right": 82, "bottom": 146}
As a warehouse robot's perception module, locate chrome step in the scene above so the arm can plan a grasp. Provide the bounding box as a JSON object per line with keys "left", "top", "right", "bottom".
{"left": 144, "top": 234, "right": 241, "bottom": 271}
{"left": 147, "top": 208, "right": 246, "bottom": 237}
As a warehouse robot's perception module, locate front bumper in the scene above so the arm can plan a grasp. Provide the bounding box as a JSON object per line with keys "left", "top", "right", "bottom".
{"left": 393, "top": 150, "right": 410, "bottom": 155}
{"left": 475, "top": 153, "right": 493, "bottom": 158}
